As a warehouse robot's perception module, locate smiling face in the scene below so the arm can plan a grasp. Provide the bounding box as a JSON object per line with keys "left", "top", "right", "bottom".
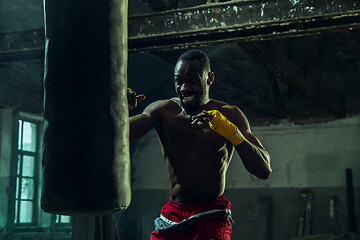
{"left": 174, "top": 59, "right": 213, "bottom": 114}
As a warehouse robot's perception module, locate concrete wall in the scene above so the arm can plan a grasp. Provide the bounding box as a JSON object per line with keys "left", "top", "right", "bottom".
{"left": 118, "top": 115, "right": 360, "bottom": 240}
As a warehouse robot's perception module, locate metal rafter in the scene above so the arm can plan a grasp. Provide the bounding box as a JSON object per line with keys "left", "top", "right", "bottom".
{"left": 128, "top": 0, "right": 360, "bottom": 52}
{"left": 0, "top": 29, "right": 44, "bottom": 63}
{"left": 1, "top": 0, "right": 360, "bottom": 62}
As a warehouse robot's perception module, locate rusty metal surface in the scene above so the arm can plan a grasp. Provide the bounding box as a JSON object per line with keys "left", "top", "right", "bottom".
{"left": 1, "top": 0, "right": 360, "bottom": 61}
{"left": 128, "top": 0, "right": 360, "bottom": 51}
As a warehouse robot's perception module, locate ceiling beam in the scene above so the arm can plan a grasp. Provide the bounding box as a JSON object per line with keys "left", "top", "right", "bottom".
{"left": 2, "top": 0, "right": 360, "bottom": 62}
{"left": 0, "top": 29, "right": 44, "bottom": 63}
{"left": 129, "top": 0, "right": 360, "bottom": 52}
{"left": 239, "top": 40, "right": 345, "bottom": 116}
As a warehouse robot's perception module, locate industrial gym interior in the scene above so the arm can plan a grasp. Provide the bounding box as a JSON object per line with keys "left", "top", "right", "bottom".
{"left": 0, "top": 0, "right": 359, "bottom": 239}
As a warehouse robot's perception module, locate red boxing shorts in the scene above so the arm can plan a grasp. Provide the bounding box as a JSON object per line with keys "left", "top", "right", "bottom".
{"left": 150, "top": 194, "right": 233, "bottom": 240}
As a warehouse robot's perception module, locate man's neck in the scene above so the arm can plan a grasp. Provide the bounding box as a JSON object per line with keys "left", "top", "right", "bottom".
{"left": 182, "top": 99, "right": 211, "bottom": 116}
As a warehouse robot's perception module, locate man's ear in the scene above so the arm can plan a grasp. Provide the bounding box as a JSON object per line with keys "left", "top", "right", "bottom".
{"left": 207, "top": 72, "right": 215, "bottom": 85}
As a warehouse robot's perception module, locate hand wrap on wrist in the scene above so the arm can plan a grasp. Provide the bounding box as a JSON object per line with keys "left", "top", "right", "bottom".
{"left": 207, "top": 110, "right": 245, "bottom": 146}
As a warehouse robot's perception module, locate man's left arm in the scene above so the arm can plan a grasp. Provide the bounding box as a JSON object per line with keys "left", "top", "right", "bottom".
{"left": 225, "top": 106, "right": 272, "bottom": 179}
{"left": 192, "top": 107, "right": 271, "bottom": 179}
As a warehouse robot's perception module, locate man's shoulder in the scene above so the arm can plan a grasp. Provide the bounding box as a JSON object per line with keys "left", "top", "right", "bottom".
{"left": 143, "top": 98, "right": 180, "bottom": 115}
{"left": 153, "top": 98, "right": 180, "bottom": 109}
{"left": 208, "top": 99, "right": 245, "bottom": 121}
{"left": 208, "top": 99, "right": 240, "bottom": 112}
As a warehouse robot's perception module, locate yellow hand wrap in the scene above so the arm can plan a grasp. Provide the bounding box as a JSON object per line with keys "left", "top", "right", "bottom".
{"left": 207, "top": 110, "right": 245, "bottom": 146}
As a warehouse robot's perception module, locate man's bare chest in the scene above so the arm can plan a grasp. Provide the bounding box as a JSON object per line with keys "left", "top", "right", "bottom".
{"left": 158, "top": 113, "right": 226, "bottom": 151}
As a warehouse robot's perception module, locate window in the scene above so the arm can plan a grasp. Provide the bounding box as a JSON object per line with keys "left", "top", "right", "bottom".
{"left": 54, "top": 215, "right": 71, "bottom": 224}
{"left": 14, "top": 120, "right": 39, "bottom": 225}
{"left": 10, "top": 114, "right": 72, "bottom": 232}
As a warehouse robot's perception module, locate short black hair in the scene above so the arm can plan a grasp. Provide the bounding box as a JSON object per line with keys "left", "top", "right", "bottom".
{"left": 177, "top": 49, "right": 211, "bottom": 73}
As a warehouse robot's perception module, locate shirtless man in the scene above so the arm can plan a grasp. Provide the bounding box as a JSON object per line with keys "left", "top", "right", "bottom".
{"left": 128, "top": 50, "right": 271, "bottom": 240}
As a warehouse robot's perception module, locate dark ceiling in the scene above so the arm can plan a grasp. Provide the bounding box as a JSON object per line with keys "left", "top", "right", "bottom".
{"left": 1, "top": 0, "right": 360, "bottom": 125}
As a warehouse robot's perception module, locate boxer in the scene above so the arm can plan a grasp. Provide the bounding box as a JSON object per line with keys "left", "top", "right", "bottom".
{"left": 128, "top": 50, "right": 271, "bottom": 240}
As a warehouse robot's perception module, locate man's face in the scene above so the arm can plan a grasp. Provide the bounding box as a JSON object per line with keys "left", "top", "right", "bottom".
{"left": 174, "top": 59, "right": 208, "bottom": 113}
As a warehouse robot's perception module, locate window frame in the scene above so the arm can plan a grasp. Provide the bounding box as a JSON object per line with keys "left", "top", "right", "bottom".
{"left": 7, "top": 112, "right": 72, "bottom": 234}
{"left": 8, "top": 112, "right": 42, "bottom": 229}
{"left": 52, "top": 214, "right": 72, "bottom": 229}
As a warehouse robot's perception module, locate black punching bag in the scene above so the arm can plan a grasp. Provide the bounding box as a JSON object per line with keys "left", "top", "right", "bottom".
{"left": 41, "top": 0, "right": 131, "bottom": 215}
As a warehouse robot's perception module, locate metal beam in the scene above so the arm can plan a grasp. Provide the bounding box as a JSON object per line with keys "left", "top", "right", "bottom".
{"left": 239, "top": 40, "right": 345, "bottom": 116}
{"left": 0, "top": 29, "right": 44, "bottom": 63}
{"left": 128, "top": 0, "right": 360, "bottom": 52}
{"left": 1, "top": 0, "right": 360, "bottom": 62}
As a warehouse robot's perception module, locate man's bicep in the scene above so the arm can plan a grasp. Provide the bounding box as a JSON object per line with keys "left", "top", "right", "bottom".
{"left": 223, "top": 106, "right": 250, "bottom": 132}
{"left": 129, "top": 100, "right": 166, "bottom": 143}
{"left": 225, "top": 106, "right": 265, "bottom": 149}
{"left": 129, "top": 101, "right": 161, "bottom": 142}
{"left": 129, "top": 113, "right": 155, "bottom": 143}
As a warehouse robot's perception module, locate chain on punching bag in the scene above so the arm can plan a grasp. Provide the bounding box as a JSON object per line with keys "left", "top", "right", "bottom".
{"left": 41, "top": 0, "right": 131, "bottom": 215}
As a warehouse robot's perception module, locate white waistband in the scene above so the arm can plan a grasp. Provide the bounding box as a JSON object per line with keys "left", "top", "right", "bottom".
{"left": 160, "top": 208, "right": 231, "bottom": 226}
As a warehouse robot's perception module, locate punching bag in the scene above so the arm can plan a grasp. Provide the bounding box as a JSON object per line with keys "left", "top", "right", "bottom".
{"left": 41, "top": 0, "right": 131, "bottom": 215}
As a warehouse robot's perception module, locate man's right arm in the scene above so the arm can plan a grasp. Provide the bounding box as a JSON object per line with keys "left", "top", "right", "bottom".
{"left": 129, "top": 113, "right": 153, "bottom": 143}
{"left": 129, "top": 100, "right": 167, "bottom": 143}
